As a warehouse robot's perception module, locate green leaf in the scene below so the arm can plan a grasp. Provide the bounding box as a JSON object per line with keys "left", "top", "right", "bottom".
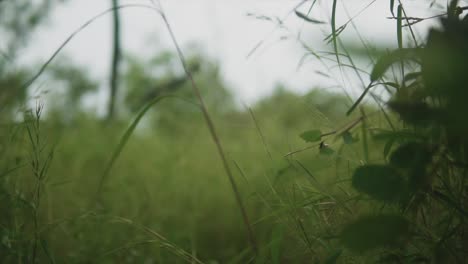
{"left": 390, "top": 0, "right": 395, "bottom": 17}
{"left": 370, "top": 48, "right": 421, "bottom": 82}
{"left": 389, "top": 142, "right": 432, "bottom": 169}
{"left": 295, "top": 11, "right": 325, "bottom": 24}
{"left": 270, "top": 225, "right": 283, "bottom": 264}
{"left": 352, "top": 165, "right": 405, "bottom": 202}
{"left": 372, "top": 129, "right": 422, "bottom": 142}
{"left": 300, "top": 130, "right": 322, "bottom": 142}
{"left": 331, "top": 0, "right": 340, "bottom": 66}
{"left": 388, "top": 100, "right": 441, "bottom": 125}
{"left": 320, "top": 145, "right": 335, "bottom": 155}
{"left": 340, "top": 214, "right": 410, "bottom": 252}
{"left": 342, "top": 131, "right": 357, "bottom": 144}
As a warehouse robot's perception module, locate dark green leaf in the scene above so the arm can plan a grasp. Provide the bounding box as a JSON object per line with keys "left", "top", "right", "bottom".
{"left": 380, "top": 82, "right": 400, "bottom": 89}
{"left": 320, "top": 142, "right": 335, "bottom": 155}
{"left": 300, "top": 130, "right": 322, "bottom": 142}
{"left": 340, "top": 214, "right": 410, "bottom": 252}
{"left": 390, "top": 0, "right": 395, "bottom": 17}
{"left": 352, "top": 165, "right": 405, "bottom": 202}
{"left": 403, "top": 71, "right": 422, "bottom": 82}
{"left": 331, "top": 0, "right": 340, "bottom": 66}
{"left": 389, "top": 142, "right": 432, "bottom": 169}
{"left": 372, "top": 129, "right": 422, "bottom": 142}
{"left": 295, "top": 11, "right": 326, "bottom": 24}
{"left": 342, "top": 131, "right": 357, "bottom": 144}
{"left": 370, "top": 48, "right": 421, "bottom": 82}
{"left": 388, "top": 100, "right": 441, "bottom": 125}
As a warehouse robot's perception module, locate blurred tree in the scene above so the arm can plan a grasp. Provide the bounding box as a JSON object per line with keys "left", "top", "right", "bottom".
{"left": 45, "top": 57, "right": 99, "bottom": 121}
{"left": 123, "top": 50, "right": 233, "bottom": 131}
{"left": 0, "top": 0, "right": 67, "bottom": 115}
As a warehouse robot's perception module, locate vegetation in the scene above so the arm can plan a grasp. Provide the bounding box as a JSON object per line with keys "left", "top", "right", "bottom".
{"left": 1, "top": 0, "right": 467, "bottom": 263}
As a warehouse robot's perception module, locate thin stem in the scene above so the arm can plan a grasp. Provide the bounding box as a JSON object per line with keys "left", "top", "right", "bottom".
{"left": 157, "top": 4, "right": 258, "bottom": 254}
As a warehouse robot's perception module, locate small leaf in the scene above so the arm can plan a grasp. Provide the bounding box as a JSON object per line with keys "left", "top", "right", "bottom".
{"left": 295, "top": 11, "right": 326, "bottom": 24}
{"left": 320, "top": 145, "right": 335, "bottom": 155}
{"left": 352, "top": 165, "right": 405, "bottom": 202}
{"left": 300, "top": 130, "right": 322, "bottom": 142}
{"left": 370, "top": 48, "right": 421, "bottom": 82}
{"left": 342, "top": 131, "right": 357, "bottom": 144}
{"left": 340, "top": 214, "right": 410, "bottom": 252}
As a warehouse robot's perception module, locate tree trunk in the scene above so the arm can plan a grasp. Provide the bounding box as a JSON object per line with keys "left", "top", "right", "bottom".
{"left": 106, "top": 0, "right": 121, "bottom": 121}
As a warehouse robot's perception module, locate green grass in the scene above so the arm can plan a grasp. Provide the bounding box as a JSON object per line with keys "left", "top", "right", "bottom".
{"left": 0, "top": 89, "right": 389, "bottom": 263}
{"left": 2, "top": 0, "right": 465, "bottom": 262}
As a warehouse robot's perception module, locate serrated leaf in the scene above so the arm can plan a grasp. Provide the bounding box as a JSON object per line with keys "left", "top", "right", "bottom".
{"left": 300, "top": 130, "right": 322, "bottom": 142}
{"left": 352, "top": 165, "right": 405, "bottom": 202}
{"left": 340, "top": 214, "right": 410, "bottom": 252}
{"left": 370, "top": 48, "right": 421, "bottom": 82}
{"left": 295, "top": 11, "right": 326, "bottom": 24}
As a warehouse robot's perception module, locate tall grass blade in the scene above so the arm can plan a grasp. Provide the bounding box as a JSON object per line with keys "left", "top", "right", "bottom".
{"left": 331, "top": 0, "right": 340, "bottom": 66}
{"left": 397, "top": 5, "right": 403, "bottom": 49}
{"left": 93, "top": 95, "right": 186, "bottom": 205}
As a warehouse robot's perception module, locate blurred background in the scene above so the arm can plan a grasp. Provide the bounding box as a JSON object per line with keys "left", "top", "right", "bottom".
{"left": 18, "top": 0, "right": 438, "bottom": 112}
{"left": 0, "top": 0, "right": 451, "bottom": 263}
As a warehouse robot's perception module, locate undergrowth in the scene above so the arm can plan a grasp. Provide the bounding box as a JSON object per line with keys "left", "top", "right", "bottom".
{"left": 1, "top": 0, "right": 468, "bottom": 263}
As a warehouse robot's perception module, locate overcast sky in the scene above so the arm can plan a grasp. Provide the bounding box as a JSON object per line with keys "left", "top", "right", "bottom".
{"left": 23, "top": 0, "right": 445, "bottom": 112}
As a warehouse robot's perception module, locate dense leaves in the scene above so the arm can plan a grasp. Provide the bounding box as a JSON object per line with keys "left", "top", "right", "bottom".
{"left": 352, "top": 165, "right": 405, "bottom": 202}
{"left": 343, "top": 1, "right": 468, "bottom": 261}
{"left": 389, "top": 142, "right": 432, "bottom": 169}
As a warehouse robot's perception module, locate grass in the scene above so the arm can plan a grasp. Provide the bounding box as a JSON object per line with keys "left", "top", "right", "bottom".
{"left": 1, "top": 88, "right": 387, "bottom": 262}
{"left": 2, "top": 0, "right": 464, "bottom": 262}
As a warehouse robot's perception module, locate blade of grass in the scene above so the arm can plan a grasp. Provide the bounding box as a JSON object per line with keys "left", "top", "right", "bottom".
{"left": 156, "top": 2, "right": 258, "bottom": 254}
{"left": 92, "top": 95, "right": 196, "bottom": 205}
{"left": 331, "top": 0, "right": 340, "bottom": 66}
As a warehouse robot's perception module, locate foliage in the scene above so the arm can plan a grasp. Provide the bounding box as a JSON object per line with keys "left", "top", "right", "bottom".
{"left": 335, "top": 0, "right": 468, "bottom": 261}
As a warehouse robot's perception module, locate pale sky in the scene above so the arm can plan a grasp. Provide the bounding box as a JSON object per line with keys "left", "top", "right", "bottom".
{"left": 23, "top": 0, "right": 444, "bottom": 113}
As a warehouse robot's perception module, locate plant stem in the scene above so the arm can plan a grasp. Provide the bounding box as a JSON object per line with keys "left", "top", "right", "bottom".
{"left": 158, "top": 7, "right": 258, "bottom": 255}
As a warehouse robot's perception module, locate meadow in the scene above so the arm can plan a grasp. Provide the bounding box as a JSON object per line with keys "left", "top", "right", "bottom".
{"left": 1, "top": 0, "right": 468, "bottom": 263}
